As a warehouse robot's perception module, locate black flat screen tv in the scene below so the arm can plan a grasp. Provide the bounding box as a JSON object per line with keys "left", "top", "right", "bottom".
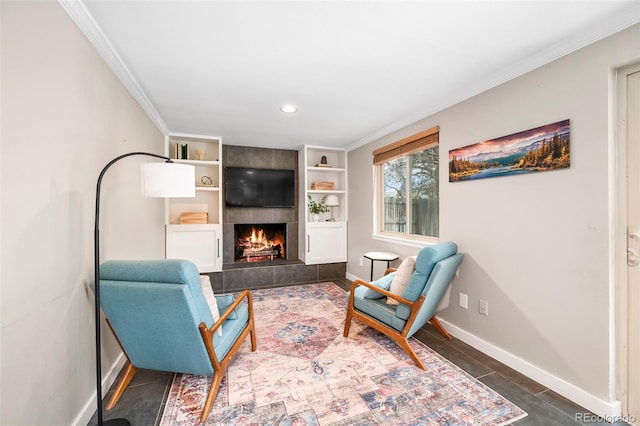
{"left": 225, "top": 167, "right": 295, "bottom": 208}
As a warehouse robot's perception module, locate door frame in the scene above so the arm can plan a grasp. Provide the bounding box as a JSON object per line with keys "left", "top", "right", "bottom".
{"left": 614, "top": 61, "right": 640, "bottom": 419}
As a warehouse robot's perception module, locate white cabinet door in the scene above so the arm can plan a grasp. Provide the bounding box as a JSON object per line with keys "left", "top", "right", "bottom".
{"left": 166, "top": 224, "right": 222, "bottom": 272}
{"left": 305, "top": 222, "right": 347, "bottom": 264}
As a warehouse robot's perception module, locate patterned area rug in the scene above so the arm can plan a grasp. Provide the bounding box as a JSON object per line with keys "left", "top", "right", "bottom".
{"left": 160, "top": 282, "right": 527, "bottom": 425}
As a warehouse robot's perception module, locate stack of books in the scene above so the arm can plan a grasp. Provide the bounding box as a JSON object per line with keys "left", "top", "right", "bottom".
{"left": 174, "top": 143, "right": 189, "bottom": 160}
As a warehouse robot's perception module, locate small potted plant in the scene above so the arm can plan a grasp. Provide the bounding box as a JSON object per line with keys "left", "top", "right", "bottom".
{"left": 308, "top": 195, "right": 328, "bottom": 222}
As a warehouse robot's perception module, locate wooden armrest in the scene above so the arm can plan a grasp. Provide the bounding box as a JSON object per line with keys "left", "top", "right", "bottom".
{"left": 349, "top": 279, "right": 415, "bottom": 307}
{"left": 384, "top": 267, "right": 397, "bottom": 275}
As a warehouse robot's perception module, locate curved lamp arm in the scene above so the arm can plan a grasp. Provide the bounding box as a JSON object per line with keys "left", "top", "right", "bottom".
{"left": 94, "top": 152, "right": 170, "bottom": 233}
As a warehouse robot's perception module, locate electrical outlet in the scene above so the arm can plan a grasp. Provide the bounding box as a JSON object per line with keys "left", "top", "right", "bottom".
{"left": 479, "top": 299, "right": 489, "bottom": 316}
{"left": 458, "top": 293, "right": 468, "bottom": 309}
{"left": 359, "top": 257, "right": 363, "bottom": 267}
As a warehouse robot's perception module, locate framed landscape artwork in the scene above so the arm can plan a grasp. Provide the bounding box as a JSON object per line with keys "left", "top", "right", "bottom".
{"left": 449, "top": 119, "right": 570, "bottom": 182}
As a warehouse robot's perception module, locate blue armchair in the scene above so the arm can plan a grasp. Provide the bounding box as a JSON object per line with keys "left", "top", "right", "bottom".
{"left": 344, "top": 242, "right": 463, "bottom": 369}
{"left": 98, "top": 259, "right": 256, "bottom": 423}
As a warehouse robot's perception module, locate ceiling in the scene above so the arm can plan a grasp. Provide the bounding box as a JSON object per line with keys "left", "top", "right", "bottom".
{"left": 63, "top": 1, "right": 640, "bottom": 151}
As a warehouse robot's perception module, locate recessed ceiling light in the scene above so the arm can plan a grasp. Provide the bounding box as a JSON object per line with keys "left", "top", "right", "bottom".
{"left": 280, "top": 104, "right": 297, "bottom": 113}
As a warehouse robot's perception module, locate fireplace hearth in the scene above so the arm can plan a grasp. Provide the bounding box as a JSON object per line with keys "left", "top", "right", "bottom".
{"left": 234, "top": 223, "right": 286, "bottom": 263}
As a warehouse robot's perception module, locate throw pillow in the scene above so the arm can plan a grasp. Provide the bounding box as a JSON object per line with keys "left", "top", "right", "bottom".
{"left": 363, "top": 272, "right": 396, "bottom": 299}
{"left": 387, "top": 255, "right": 416, "bottom": 305}
{"left": 216, "top": 294, "right": 239, "bottom": 320}
{"left": 200, "top": 275, "right": 222, "bottom": 336}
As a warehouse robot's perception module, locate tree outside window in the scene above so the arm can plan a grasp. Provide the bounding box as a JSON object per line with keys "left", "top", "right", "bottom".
{"left": 380, "top": 144, "right": 439, "bottom": 238}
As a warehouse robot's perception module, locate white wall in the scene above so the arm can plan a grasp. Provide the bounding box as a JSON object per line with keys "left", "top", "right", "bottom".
{"left": 347, "top": 24, "right": 640, "bottom": 416}
{"left": 1, "top": 2, "right": 167, "bottom": 424}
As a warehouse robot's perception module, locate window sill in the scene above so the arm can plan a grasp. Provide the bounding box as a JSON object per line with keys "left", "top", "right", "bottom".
{"left": 371, "top": 233, "right": 438, "bottom": 249}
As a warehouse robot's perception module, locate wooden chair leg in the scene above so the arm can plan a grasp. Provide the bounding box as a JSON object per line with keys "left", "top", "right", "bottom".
{"left": 394, "top": 336, "right": 426, "bottom": 370}
{"left": 247, "top": 292, "right": 257, "bottom": 352}
{"left": 249, "top": 320, "right": 257, "bottom": 351}
{"left": 200, "top": 371, "right": 224, "bottom": 423}
{"left": 343, "top": 308, "right": 353, "bottom": 337}
{"left": 105, "top": 361, "right": 138, "bottom": 410}
{"left": 429, "top": 315, "right": 452, "bottom": 339}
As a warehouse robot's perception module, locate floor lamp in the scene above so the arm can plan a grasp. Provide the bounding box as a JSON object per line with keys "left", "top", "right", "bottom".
{"left": 93, "top": 152, "right": 195, "bottom": 426}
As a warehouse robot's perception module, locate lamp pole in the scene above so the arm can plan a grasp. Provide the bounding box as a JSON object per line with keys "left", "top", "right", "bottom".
{"left": 93, "top": 152, "right": 172, "bottom": 426}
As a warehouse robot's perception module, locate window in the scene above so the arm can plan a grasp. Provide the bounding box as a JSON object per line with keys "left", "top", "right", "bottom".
{"left": 374, "top": 127, "right": 439, "bottom": 240}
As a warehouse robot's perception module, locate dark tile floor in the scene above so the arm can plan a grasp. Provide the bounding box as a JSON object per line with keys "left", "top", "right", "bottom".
{"left": 89, "top": 279, "right": 628, "bottom": 425}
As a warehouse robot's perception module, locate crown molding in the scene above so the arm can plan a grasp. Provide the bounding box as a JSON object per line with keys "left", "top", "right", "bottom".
{"left": 57, "top": 0, "right": 169, "bottom": 136}
{"left": 345, "top": 5, "right": 640, "bottom": 153}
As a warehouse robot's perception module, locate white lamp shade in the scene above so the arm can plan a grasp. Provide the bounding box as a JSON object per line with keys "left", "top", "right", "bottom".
{"left": 325, "top": 195, "right": 340, "bottom": 206}
{"left": 141, "top": 162, "right": 195, "bottom": 198}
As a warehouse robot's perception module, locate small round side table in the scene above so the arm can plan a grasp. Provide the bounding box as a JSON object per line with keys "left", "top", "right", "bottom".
{"left": 363, "top": 251, "right": 399, "bottom": 280}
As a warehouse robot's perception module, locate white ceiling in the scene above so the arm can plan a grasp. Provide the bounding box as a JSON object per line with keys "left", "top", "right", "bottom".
{"left": 63, "top": 1, "right": 640, "bottom": 151}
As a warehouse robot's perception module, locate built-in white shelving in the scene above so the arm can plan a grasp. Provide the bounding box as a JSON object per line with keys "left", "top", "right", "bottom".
{"left": 298, "top": 145, "right": 348, "bottom": 264}
{"left": 165, "top": 134, "right": 223, "bottom": 272}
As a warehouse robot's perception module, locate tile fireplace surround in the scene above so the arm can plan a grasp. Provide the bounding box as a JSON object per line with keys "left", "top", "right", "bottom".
{"left": 208, "top": 145, "right": 346, "bottom": 293}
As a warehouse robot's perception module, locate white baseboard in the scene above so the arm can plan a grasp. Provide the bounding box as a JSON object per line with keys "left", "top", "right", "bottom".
{"left": 345, "top": 272, "right": 360, "bottom": 282}
{"left": 438, "top": 318, "right": 621, "bottom": 420}
{"left": 73, "top": 354, "right": 126, "bottom": 426}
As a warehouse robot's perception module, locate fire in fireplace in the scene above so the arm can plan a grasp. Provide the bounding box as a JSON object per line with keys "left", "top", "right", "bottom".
{"left": 234, "top": 223, "right": 286, "bottom": 262}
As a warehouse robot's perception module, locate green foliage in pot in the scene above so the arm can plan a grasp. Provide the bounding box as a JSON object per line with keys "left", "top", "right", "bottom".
{"left": 308, "top": 195, "right": 329, "bottom": 214}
